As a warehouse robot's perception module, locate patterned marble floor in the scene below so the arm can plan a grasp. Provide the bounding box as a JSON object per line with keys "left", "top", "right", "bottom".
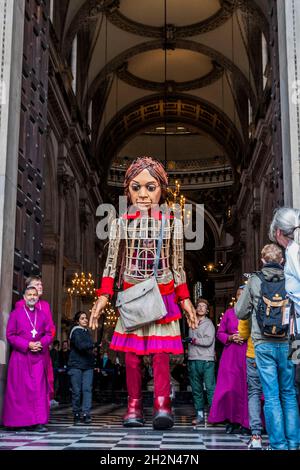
{"left": 0, "top": 405, "right": 269, "bottom": 451}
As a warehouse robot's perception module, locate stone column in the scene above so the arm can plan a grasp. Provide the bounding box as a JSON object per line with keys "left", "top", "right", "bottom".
{"left": 277, "top": 0, "right": 300, "bottom": 207}
{"left": 57, "top": 151, "right": 75, "bottom": 342}
{"left": 0, "top": 0, "right": 25, "bottom": 422}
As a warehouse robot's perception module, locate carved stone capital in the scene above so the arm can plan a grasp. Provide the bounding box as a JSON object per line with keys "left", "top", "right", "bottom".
{"left": 79, "top": 198, "right": 92, "bottom": 231}
{"left": 90, "top": 0, "right": 120, "bottom": 17}
{"left": 42, "top": 246, "right": 57, "bottom": 264}
{"left": 57, "top": 171, "right": 76, "bottom": 196}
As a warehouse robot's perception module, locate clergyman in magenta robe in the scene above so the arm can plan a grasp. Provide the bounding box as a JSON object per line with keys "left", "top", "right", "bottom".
{"left": 208, "top": 307, "right": 249, "bottom": 429}
{"left": 15, "top": 297, "right": 56, "bottom": 399}
{"left": 3, "top": 286, "right": 53, "bottom": 428}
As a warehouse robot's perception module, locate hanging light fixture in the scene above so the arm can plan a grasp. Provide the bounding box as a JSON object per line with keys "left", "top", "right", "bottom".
{"left": 67, "top": 272, "right": 96, "bottom": 297}
{"left": 161, "top": 1, "right": 189, "bottom": 224}
{"left": 103, "top": 300, "right": 119, "bottom": 328}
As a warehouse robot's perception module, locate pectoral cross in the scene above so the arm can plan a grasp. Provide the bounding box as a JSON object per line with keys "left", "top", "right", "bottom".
{"left": 31, "top": 328, "right": 38, "bottom": 338}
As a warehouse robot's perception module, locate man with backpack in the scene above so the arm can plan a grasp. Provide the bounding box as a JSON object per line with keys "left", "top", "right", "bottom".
{"left": 235, "top": 244, "right": 299, "bottom": 450}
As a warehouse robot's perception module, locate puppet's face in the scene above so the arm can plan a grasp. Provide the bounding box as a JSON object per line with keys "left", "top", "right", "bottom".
{"left": 128, "top": 169, "right": 161, "bottom": 211}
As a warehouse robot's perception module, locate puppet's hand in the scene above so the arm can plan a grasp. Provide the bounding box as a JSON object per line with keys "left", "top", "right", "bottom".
{"left": 180, "top": 299, "right": 198, "bottom": 329}
{"left": 89, "top": 296, "right": 108, "bottom": 330}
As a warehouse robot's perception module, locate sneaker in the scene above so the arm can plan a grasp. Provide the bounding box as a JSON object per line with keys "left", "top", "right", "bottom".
{"left": 50, "top": 399, "right": 59, "bottom": 409}
{"left": 248, "top": 435, "right": 262, "bottom": 450}
{"left": 15, "top": 427, "right": 31, "bottom": 432}
{"left": 225, "top": 424, "right": 235, "bottom": 434}
{"left": 73, "top": 413, "right": 81, "bottom": 425}
{"left": 83, "top": 414, "right": 92, "bottom": 424}
{"left": 192, "top": 415, "right": 205, "bottom": 426}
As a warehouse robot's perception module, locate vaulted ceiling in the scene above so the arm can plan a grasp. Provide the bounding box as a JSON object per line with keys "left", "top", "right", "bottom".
{"left": 58, "top": 0, "right": 270, "bottom": 178}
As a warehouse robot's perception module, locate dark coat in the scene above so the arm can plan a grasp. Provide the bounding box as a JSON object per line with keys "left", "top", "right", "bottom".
{"left": 68, "top": 326, "right": 94, "bottom": 370}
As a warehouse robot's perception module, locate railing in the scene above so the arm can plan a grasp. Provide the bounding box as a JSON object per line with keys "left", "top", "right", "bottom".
{"left": 108, "top": 160, "right": 233, "bottom": 189}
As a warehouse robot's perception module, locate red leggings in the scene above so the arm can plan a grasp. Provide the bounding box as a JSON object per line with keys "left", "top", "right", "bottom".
{"left": 125, "top": 352, "right": 170, "bottom": 399}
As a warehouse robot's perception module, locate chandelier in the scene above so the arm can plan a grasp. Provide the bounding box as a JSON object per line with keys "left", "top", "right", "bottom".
{"left": 67, "top": 272, "right": 96, "bottom": 297}
{"left": 203, "top": 261, "right": 224, "bottom": 273}
{"left": 167, "top": 179, "right": 191, "bottom": 226}
{"left": 167, "top": 179, "right": 185, "bottom": 207}
{"left": 103, "top": 300, "right": 119, "bottom": 328}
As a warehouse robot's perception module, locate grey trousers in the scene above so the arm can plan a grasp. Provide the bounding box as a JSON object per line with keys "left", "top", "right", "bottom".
{"left": 247, "top": 357, "right": 263, "bottom": 435}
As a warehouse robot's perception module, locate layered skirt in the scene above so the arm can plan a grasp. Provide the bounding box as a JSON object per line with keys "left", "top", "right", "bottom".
{"left": 110, "top": 291, "right": 184, "bottom": 355}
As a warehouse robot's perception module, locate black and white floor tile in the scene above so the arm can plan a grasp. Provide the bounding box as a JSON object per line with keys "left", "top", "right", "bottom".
{"left": 0, "top": 405, "right": 269, "bottom": 451}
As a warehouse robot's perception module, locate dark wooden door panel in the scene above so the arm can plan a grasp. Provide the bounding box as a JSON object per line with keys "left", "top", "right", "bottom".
{"left": 13, "top": 0, "right": 49, "bottom": 303}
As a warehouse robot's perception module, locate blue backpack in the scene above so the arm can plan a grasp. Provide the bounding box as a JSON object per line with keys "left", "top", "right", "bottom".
{"left": 256, "top": 271, "right": 289, "bottom": 338}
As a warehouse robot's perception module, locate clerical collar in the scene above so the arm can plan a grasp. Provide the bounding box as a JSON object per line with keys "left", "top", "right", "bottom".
{"left": 27, "top": 306, "right": 35, "bottom": 311}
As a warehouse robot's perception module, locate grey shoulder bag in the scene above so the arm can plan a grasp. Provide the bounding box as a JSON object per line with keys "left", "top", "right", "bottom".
{"left": 116, "top": 215, "right": 168, "bottom": 332}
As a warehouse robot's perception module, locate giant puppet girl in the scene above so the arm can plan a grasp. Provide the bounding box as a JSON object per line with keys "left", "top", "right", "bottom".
{"left": 89, "top": 156, "right": 197, "bottom": 430}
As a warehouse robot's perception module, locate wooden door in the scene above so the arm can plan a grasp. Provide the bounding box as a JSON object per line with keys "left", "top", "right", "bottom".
{"left": 13, "top": 0, "right": 50, "bottom": 304}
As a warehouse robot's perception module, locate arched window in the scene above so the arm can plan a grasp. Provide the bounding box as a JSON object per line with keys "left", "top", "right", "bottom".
{"left": 71, "top": 34, "right": 78, "bottom": 94}
{"left": 261, "top": 33, "right": 268, "bottom": 89}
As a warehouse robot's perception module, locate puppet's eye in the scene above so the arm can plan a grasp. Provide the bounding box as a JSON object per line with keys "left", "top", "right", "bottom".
{"left": 146, "top": 184, "right": 158, "bottom": 192}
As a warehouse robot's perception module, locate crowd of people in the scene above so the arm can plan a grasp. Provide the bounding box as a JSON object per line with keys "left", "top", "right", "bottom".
{"left": 2, "top": 206, "right": 300, "bottom": 450}
{"left": 1, "top": 277, "right": 127, "bottom": 431}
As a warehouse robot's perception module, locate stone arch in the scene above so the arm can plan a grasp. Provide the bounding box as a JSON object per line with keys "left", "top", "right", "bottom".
{"left": 62, "top": 0, "right": 268, "bottom": 59}
{"left": 86, "top": 39, "right": 257, "bottom": 109}
{"left": 97, "top": 93, "right": 244, "bottom": 175}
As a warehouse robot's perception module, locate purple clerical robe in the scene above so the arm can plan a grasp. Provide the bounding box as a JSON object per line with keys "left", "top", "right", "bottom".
{"left": 208, "top": 308, "right": 249, "bottom": 428}
{"left": 15, "top": 299, "right": 56, "bottom": 399}
{"left": 3, "top": 305, "right": 53, "bottom": 427}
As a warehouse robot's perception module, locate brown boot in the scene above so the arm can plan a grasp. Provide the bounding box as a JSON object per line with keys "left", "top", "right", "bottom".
{"left": 123, "top": 397, "right": 144, "bottom": 427}
{"left": 152, "top": 396, "right": 174, "bottom": 430}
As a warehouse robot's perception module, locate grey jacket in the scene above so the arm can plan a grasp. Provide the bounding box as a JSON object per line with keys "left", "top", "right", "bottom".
{"left": 235, "top": 264, "right": 288, "bottom": 346}
{"left": 188, "top": 317, "right": 215, "bottom": 361}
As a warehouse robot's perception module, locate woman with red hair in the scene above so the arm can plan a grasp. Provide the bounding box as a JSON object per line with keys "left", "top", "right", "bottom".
{"left": 90, "top": 156, "right": 197, "bottom": 429}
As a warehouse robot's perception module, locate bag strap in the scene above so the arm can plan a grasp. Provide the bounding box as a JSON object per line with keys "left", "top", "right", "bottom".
{"left": 290, "top": 302, "right": 298, "bottom": 337}
{"left": 255, "top": 271, "right": 265, "bottom": 283}
{"left": 153, "top": 214, "right": 165, "bottom": 277}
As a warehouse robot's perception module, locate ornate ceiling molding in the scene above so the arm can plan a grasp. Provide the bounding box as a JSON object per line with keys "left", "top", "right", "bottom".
{"left": 96, "top": 93, "right": 244, "bottom": 174}
{"left": 108, "top": 163, "right": 234, "bottom": 190}
{"left": 237, "top": 0, "right": 269, "bottom": 38}
{"left": 63, "top": 0, "right": 120, "bottom": 56}
{"left": 63, "top": 0, "right": 268, "bottom": 59}
{"left": 116, "top": 60, "right": 224, "bottom": 93}
{"left": 106, "top": 0, "right": 236, "bottom": 39}
{"left": 112, "top": 156, "right": 230, "bottom": 171}
{"left": 87, "top": 39, "right": 256, "bottom": 108}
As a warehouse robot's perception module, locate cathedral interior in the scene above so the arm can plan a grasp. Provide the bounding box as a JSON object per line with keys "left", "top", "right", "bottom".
{"left": 2, "top": 1, "right": 300, "bottom": 450}
{"left": 4, "top": 0, "right": 284, "bottom": 340}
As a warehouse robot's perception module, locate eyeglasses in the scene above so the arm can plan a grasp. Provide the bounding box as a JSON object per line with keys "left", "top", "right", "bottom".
{"left": 129, "top": 183, "right": 160, "bottom": 193}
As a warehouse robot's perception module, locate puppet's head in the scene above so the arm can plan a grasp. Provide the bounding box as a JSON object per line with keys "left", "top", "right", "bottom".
{"left": 124, "top": 156, "right": 168, "bottom": 209}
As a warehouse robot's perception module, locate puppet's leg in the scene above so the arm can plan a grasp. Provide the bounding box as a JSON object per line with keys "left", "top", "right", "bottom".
{"left": 123, "top": 352, "right": 144, "bottom": 427}
{"left": 152, "top": 352, "right": 174, "bottom": 430}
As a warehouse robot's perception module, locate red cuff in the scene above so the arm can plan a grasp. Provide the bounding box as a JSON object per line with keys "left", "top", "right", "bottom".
{"left": 175, "top": 283, "right": 190, "bottom": 302}
{"left": 123, "top": 279, "right": 174, "bottom": 295}
{"left": 96, "top": 277, "right": 114, "bottom": 298}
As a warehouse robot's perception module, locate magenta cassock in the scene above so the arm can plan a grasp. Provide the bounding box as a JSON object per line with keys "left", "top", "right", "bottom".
{"left": 3, "top": 305, "right": 53, "bottom": 427}
{"left": 208, "top": 307, "right": 249, "bottom": 429}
